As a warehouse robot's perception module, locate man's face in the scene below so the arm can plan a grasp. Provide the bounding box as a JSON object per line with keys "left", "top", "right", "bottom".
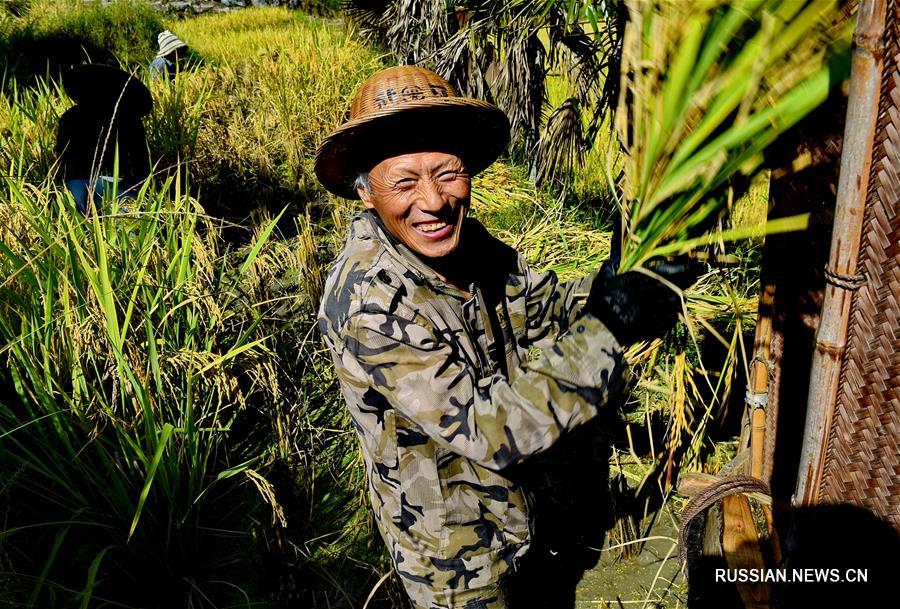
{"left": 359, "top": 151, "right": 471, "bottom": 260}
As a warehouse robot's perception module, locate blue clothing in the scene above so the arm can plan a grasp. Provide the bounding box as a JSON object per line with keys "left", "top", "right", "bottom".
{"left": 65, "top": 177, "right": 136, "bottom": 215}
{"left": 149, "top": 56, "right": 173, "bottom": 79}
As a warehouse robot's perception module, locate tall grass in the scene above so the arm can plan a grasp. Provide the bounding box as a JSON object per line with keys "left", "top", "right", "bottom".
{"left": 0, "top": 157, "right": 387, "bottom": 609}
{"left": 0, "top": 171, "right": 281, "bottom": 606}
{"left": 0, "top": 4, "right": 396, "bottom": 607}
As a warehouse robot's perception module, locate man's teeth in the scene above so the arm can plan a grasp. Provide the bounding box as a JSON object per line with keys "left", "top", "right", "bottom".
{"left": 417, "top": 222, "right": 448, "bottom": 233}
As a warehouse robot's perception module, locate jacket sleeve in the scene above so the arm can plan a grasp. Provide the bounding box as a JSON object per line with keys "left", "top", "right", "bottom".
{"left": 339, "top": 304, "right": 627, "bottom": 471}
{"left": 521, "top": 263, "right": 597, "bottom": 348}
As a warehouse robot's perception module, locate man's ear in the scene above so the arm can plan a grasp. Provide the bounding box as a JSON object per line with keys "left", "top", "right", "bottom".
{"left": 358, "top": 187, "right": 374, "bottom": 208}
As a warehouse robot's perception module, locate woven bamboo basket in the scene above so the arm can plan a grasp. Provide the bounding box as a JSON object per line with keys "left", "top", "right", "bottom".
{"left": 795, "top": 0, "right": 900, "bottom": 530}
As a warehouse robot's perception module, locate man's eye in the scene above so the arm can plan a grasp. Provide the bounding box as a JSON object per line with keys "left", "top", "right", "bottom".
{"left": 438, "top": 171, "right": 463, "bottom": 181}
{"left": 394, "top": 179, "right": 416, "bottom": 190}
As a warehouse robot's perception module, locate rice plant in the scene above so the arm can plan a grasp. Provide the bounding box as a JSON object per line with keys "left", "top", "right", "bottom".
{"left": 585, "top": 3, "right": 856, "bottom": 518}
{"left": 0, "top": 71, "right": 76, "bottom": 184}
{"left": 149, "top": 6, "right": 385, "bottom": 216}
{"left": 0, "top": 164, "right": 390, "bottom": 607}
{"left": 0, "top": 169, "right": 281, "bottom": 606}
{"left": 613, "top": 0, "right": 855, "bottom": 272}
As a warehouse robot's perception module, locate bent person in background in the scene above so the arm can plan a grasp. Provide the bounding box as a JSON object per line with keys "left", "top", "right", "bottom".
{"left": 314, "top": 66, "right": 701, "bottom": 609}
{"left": 149, "top": 29, "right": 189, "bottom": 80}
{"left": 56, "top": 63, "right": 152, "bottom": 215}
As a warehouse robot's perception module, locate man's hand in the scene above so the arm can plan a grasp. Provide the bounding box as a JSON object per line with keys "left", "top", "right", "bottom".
{"left": 585, "top": 256, "right": 705, "bottom": 345}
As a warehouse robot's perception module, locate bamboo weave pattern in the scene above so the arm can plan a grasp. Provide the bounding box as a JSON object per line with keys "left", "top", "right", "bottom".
{"left": 820, "top": 2, "right": 900, "bottom": 530}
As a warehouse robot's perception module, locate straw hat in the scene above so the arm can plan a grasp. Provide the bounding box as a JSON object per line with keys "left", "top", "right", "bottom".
{"left": 156, "top": 30, "right": 187, "bottom": 58}
{"left": 62, "top": 64, "right": 153, "bottom": 116}
{"left": 315, "top": 66, "right": 510, "bottom": 199}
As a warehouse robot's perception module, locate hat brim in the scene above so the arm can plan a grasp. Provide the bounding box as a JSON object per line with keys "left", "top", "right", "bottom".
{"left": 62, "top": 64, "right": 153, "bottom": 116}
{"left": 157, "top": 40, "right": 187, "bottom": 58}
{"left": 315, "top": 98, "right": 510, "bottom": 199}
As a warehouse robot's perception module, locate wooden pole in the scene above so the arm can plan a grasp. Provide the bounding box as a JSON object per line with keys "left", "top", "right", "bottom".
{"left": 723, "top": 495, "right": 770, "bottom": 609}
{"left": 738, "top": 283, "right": 774, "bottom": 456}
{"left": 794, "top": 0, "right": 887, "bottom": 506}
{"left": 749, "top": 283, "right": 775, "bottom": 480}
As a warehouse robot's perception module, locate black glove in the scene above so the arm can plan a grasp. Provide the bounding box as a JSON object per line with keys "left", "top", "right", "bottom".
{"left": 585, "top": 255, "right": 705, "bottom": 345}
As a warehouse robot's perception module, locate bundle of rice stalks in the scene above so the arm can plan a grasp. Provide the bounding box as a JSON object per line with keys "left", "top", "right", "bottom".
{"left": 471, "top": 162, "right": 542, "bottom": 213}
{"left": 614, "top": 0, "right": 855, "bottom": 272}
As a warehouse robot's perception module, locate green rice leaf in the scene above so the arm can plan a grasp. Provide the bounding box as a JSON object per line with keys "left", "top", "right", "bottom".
{"left": 649, "top": 213, "right": 811, "bottom": 258}
{"left": 128, "top": 423, "right": 175, "bottom": 540}
{"left": 616, "top": 0, "right": 852, "bottom": 272}
{"left": 239, "top": 206, "right": 287, "bottom": 275}
{"left": 195, "top": 337, "right": 269, "bottom": 376}
{"left": 28, "top": 525, "right": 69, "bottom": 607}
{"left": 80, "top": 546, "right": 112, "bottom": 609}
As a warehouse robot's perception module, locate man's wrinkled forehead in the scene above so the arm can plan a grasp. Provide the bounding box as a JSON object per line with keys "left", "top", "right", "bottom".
{"left": 374, "top": 152, "right": 466, "bottom": 177}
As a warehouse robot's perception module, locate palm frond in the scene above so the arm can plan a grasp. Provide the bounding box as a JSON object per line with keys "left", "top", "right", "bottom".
{"left": 434, "top": 22, "right": 495, "bottom": 100}
{"left": 344, "top": 1, "right": 626, "bottom": 180}
{"left": 385, "top": 0, "right": 453, "bottom": 65}
{"left": 342, "top": 0, "right": 393, "bottom": 41}
{"left": 534, "top": 98, "right": 584, "bottom": 185}
{"left": 496, "top": 22, "right": 546, "bottom": 151}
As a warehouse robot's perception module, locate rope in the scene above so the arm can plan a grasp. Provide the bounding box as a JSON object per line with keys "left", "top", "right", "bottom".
{"left": 677, "top": 475, "right": 772, "bottom": 567}
{"left": 745, "top": 391, "right": 768, "bottom": 409}
{"left": 749, "top": 354, "right": 774, "bottom": 380}
{"left": 823, "top": 266, "right": 866, "bottom": 290}
{"left": 743, "top": 355, "right": 772, "bottom": 434}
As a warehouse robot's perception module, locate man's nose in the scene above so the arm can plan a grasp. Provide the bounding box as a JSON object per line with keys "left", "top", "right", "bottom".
{"left": 416, "top": 179, "right": 447, "bottom": 213}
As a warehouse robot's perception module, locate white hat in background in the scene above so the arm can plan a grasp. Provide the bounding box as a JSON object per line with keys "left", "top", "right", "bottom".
{"left": 156, "top": 30, "right": 187, "bottom": 58}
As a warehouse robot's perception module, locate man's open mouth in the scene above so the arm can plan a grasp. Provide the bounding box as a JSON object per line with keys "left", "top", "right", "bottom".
{"left": 412, "top": 220, "right": 454, "bottom": 239}
{"left": 416, "top": 221, "right": 448, "bottom": 233}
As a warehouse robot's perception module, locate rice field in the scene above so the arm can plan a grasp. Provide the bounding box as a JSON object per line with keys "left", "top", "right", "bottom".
{"left": 0, "top": 2, "right": 771, "bottom": 607}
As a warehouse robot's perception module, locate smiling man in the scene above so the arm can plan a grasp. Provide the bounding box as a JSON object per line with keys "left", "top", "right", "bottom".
{"left": 315, "top": 66, "right": 698, "bottom": 609}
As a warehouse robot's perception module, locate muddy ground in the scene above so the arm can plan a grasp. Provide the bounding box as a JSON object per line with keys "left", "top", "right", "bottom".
{"left": 576, "top": 509, "right": 686, "bottom": 608}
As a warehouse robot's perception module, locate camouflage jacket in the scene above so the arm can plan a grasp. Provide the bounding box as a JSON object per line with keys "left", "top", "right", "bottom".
{"left": 318, "top": 211, "right": 627, "bottom": 607}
